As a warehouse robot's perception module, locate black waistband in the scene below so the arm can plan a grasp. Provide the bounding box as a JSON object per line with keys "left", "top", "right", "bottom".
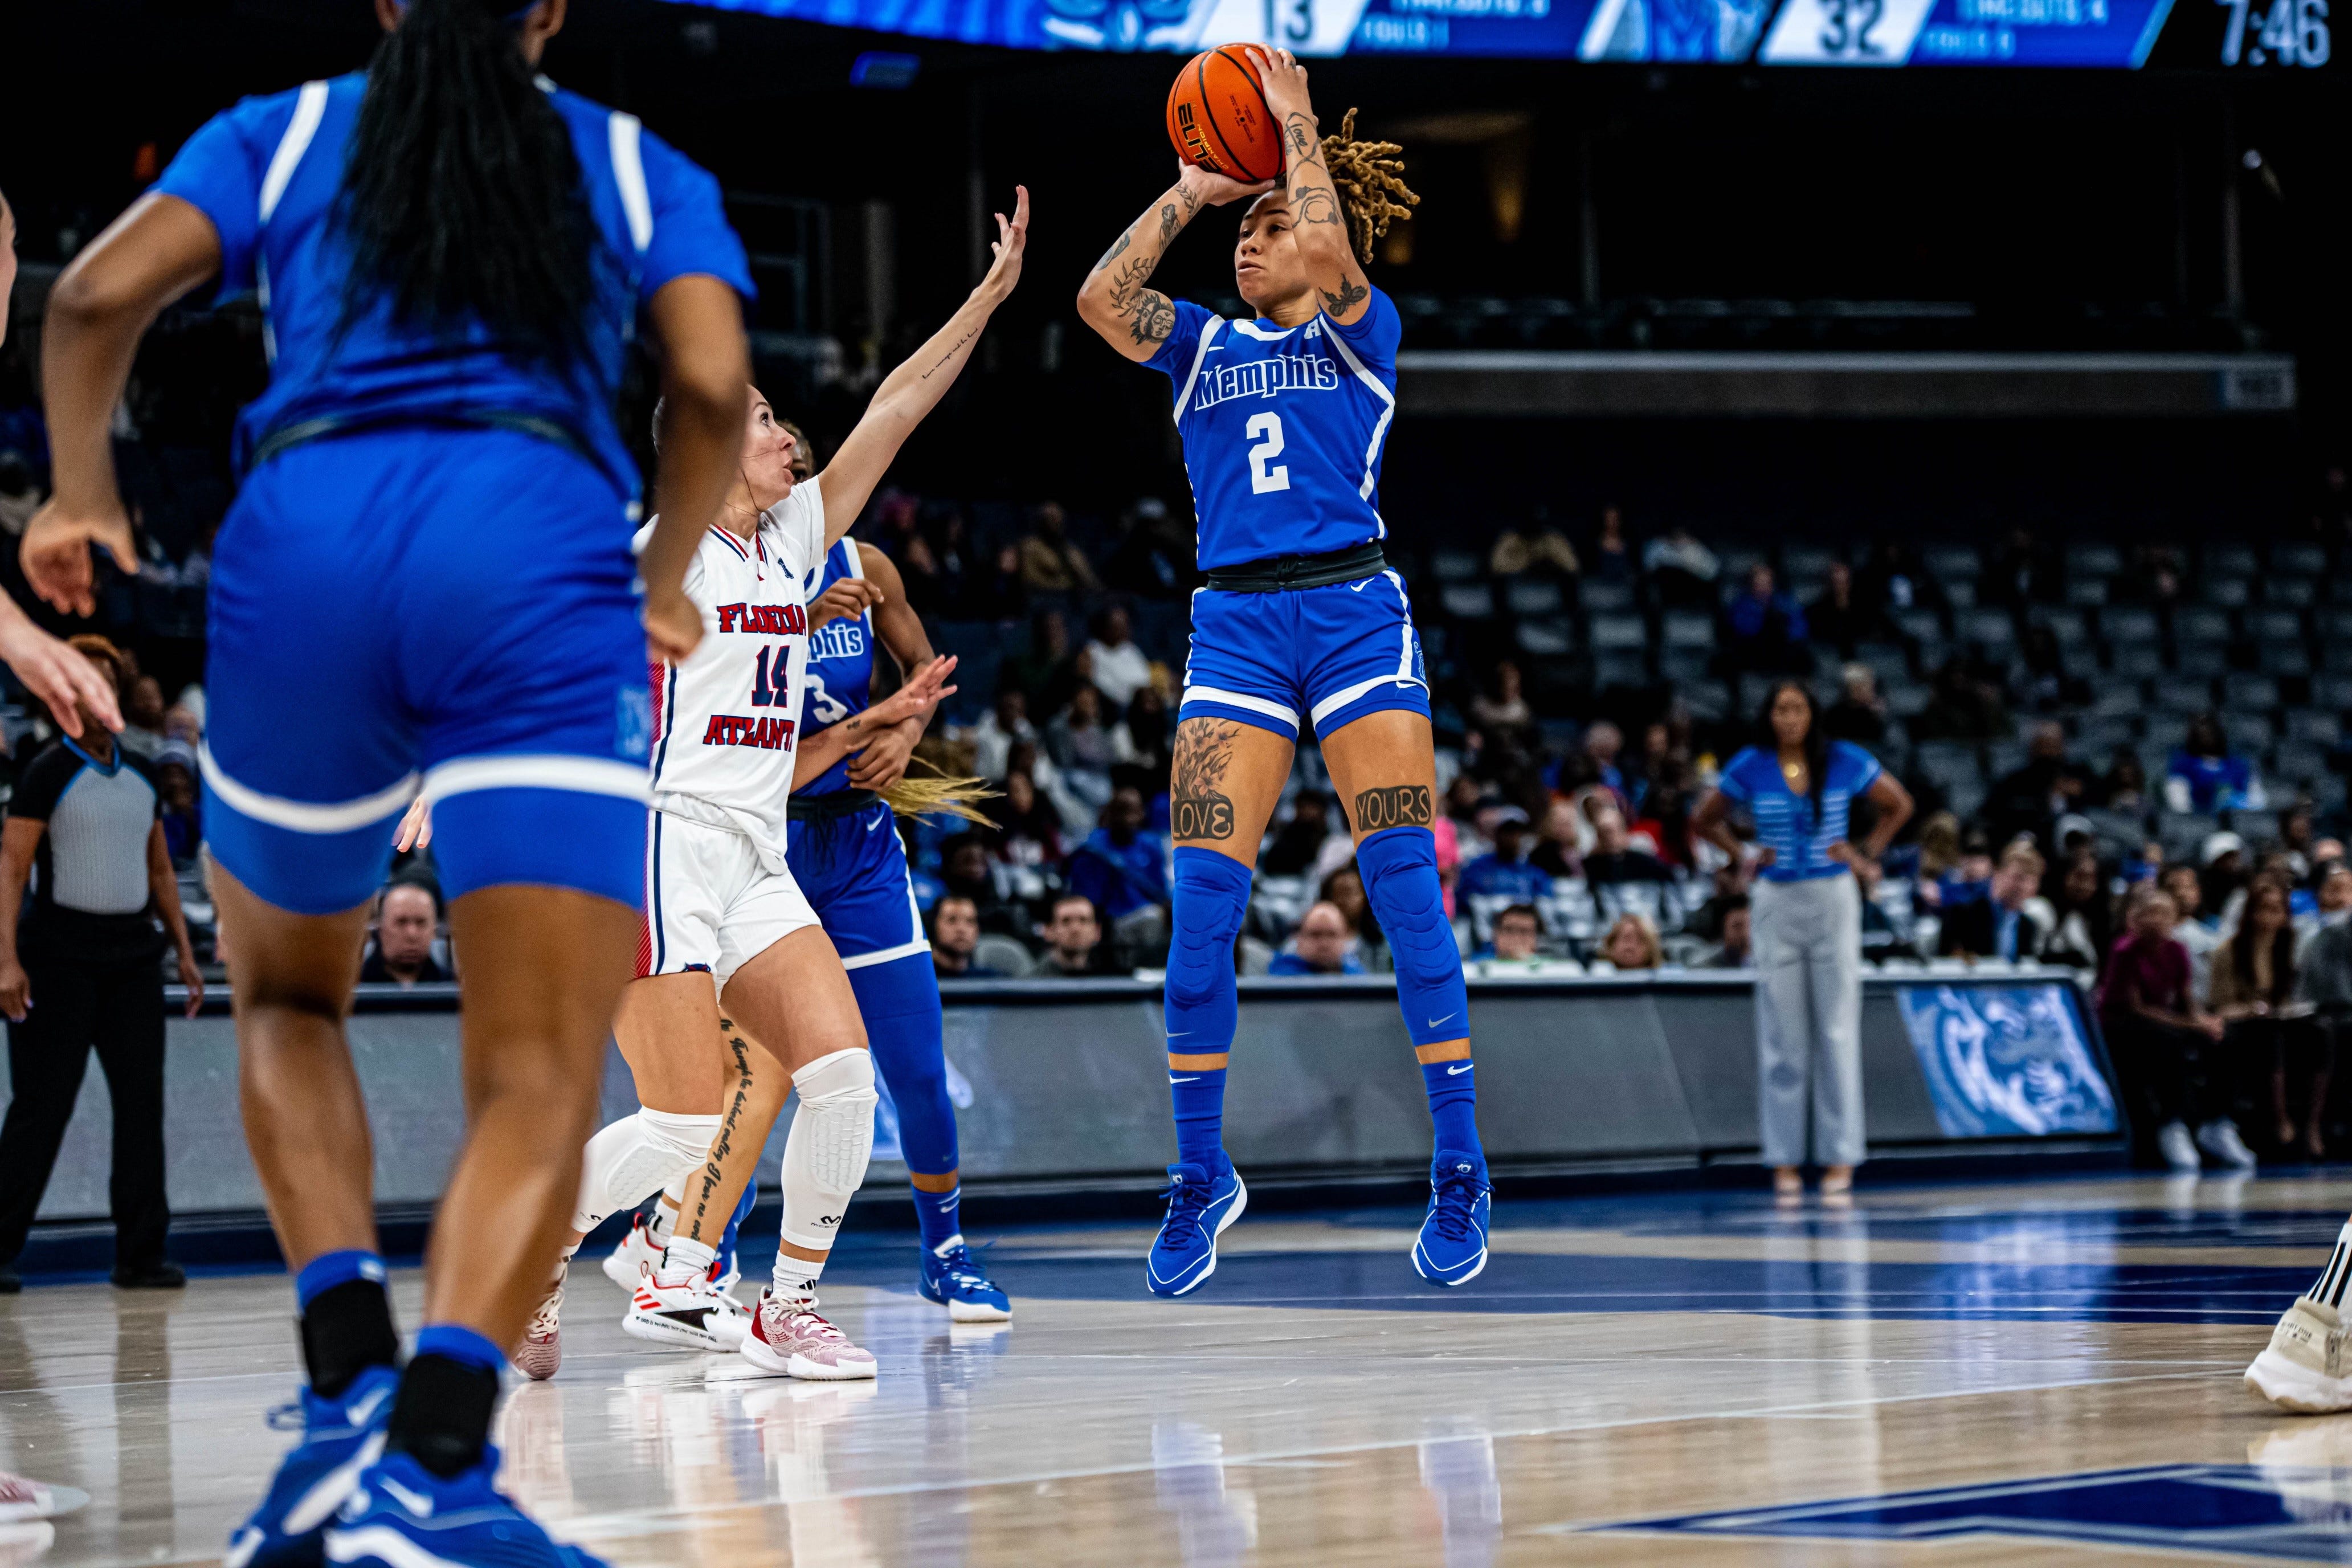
{"left": 787, "top": 789, "right": 883, "bottom": 822}
{"left": 249, "top": 409, "right": 598, "bottom": 472}
{"left": 1204, "top": 541, "right": 1389, "bottom": 594}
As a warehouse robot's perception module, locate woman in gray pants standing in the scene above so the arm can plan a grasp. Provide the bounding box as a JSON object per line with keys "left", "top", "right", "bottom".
{"left": 1694, "top": 681, "right": 1912, "bottom": 1201}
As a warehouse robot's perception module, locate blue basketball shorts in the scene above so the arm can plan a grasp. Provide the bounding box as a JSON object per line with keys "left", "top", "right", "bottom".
{"left": 201, "top": 426, "right": 651, "bottom": 916}
{"left": 787, "top": 797, "right": 931, "bottom": 971}
{"left": 1178, "top": 570, "right": 1430, "bottom": 741}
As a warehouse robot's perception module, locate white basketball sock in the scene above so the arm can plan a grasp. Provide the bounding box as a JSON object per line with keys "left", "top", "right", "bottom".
{"left": 655, "top": 1237, "right": 717, "bottom": 1291}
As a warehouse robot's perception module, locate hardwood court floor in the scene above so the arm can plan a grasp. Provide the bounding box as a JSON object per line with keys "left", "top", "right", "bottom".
{"left": 7, "top": 1173, "right": 2352, "bottom": 1567}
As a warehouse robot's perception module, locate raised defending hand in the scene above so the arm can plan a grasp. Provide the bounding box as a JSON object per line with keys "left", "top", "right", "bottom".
{"left": 21, "top": 495, "right": 140, "bottom": 620}
{"left": 808, "top": 577, "right": 884, "bottom": 632}
{"left": 978, "top": 186, "right": 1031, "bottom": 303}
{"left": 871, "top": 654, "right": 959, "bottom": 727}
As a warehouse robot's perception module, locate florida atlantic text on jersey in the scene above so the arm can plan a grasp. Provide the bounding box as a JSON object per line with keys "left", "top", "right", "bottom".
{"left": 1145, "top": 290, "right": 1401, "bottom": 571}
{"left": 638, "top": 477, "right": 827, "bottom": 870}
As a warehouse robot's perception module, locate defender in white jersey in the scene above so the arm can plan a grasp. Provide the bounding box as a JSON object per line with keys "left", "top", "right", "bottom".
{"left": 516, "top": 188, "right": 1028, "bottom": 1382}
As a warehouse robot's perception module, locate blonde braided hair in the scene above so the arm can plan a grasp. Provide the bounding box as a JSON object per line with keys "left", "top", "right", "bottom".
{"left": 1321, "top": 109, "right": 1419, "bottom": 265}
{"left": 879, "top": 754, "right": 998, "bottom": 825}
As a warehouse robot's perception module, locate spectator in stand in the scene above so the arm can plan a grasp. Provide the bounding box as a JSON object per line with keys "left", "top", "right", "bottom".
{"left": 1581, "top": 720, "right": 1627, "bottom": 803}
{"left": 1805, "top": 562, "right": 1875, "bottom": 660}
{"left": 1685, "top": 861, "right": 1747, "bottom": 944}
{"left": 1852, "top": 858, "right": 1920, "bottom": 962}
{"left": 1721, "top": 565, "right": 1811, "bottom": 677}
{"left": 930, "top": 896, "right": 1005, "bottom": 981}
{"left": 2167, "top": 712, "right": 2265, "bottom": 813}
{"left": 119, "top": 673, "right": 168, "bottom": 760}
{"left": 1469, "top": 661, "right": 1538, "bottom": 752}
{"left": 2308, "top": 864, "right": 2352, "bottom": 940}
{"left": 1697, "top": 896, "right": 1752, "bottom": 969}
{"left": 2015, "top": 625, "right": 2086, "bottom": 713}
{"left": 1632, "top": 768, "right": 1696, "bottom": 871}
{"left": 1823, "top": 663, "right": 1889, "bottom": 748}
{"left": 1488, "top": 511, "right": 1579, "bottom": 578}
{"left": 1035, "top": 893, "right": 1118, "bottom": 977}
{"left": 1987, "top": 722, "right": 2088, "bottom": 856}
{"left": 1643, "top": 526, "right": 1720, "bottom": 609}
{"left": 1268, "top": 901, "right": 1365, "bottom": 976}
{"left": 983, "top": 767, "right": 1065, "bottom": 869}
{"left": 1318, "top": 864, "right": 1389, "bottom": 970}
{"left": 1524, "top": 800, "right": 1578, "bottom": 880}
{"left": 1084, "top": 605, "right": 1153, "bottom": 713}
{"left": 968, "top": 688, "right": 1036, "bottom": 782}
{"left": 2100, "top": 886, "right": 2244, "bottom": 1173}
{"left": 1010, "top": 609, "right": 1080, "bottom": 718}
{"left": 1939, "top": 842, "right": 2049, "bottom": 961}
{"left": 940, "top": 832, "right": 1025, "bottom": 938}
{"left": 152, "top": 740, "right": 202, "bottom": 868}
{"left": 1596, "top": 913, "right": 1663, "bottom": 971}
{"left": 2042, "top": 850, "right": 2116, "bottom": 975}
{"left": 1477, "top": 903, "right": 1547, "bottom": 965}
{"left": 0, "top": 635, "right": 203, "bottom": 1292}
{"left": 2100, "top": 748, "right": 2150, "bottom": 813}
{"left": 1912, "top": 656, "right": 2009, "bottom": 742}
{"left": 1590, "top": 505, "right": 1635, "bottom": 584}
{"left": 2200, "top": 832, "right": 2250, "bottom": 932}
{"left": 2281, "top": 805, "right": 2320, "bottom": 881}
{"left": 1120, "top": 686, "right": 1173, "bottom": 797}
{"left": 1987, "top": 526, "right": 2057, "bottom": 612}
{"left": 1859, "top": 540, "right": 1945, "bottom": 617}
{"left": 1016, "top": 501, "right": 1101, "bottom": 600}
{"left": 1264, "top": 790, "right": 1342, "bottom": 879}
{"left": 360, "top": 880, "right": 446, "bottom": 986}
{"left": 1103, "top": 497, "right": 1191, "bottom": 600}
{"left": 2160, "top": 862, "right": 2224, "bottom": 992}
{"left": 1585, "top": 805, "right": 1675, "bottom": 897}
{"left": 1066, "top": 786, "right": 1169, "bottom": 925}
{"left": 1458, "top": 807, "right": 1551, "bottom": 909}
{"left": 1046, "top": 684, "right": 1120, "bottom": 816}
{"left": 2209, "top": 875, "right": 2328, "bottom": 1160}
{"left": 1444, "top": 776, "right": 1490, "bottom": 862}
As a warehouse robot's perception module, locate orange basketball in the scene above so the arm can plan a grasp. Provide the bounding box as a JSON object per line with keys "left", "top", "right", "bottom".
{"left": 1166, "top": 47, "right": 1284, "bottom": 186}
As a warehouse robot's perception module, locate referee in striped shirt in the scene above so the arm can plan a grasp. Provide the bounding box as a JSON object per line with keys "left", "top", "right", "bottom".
{"left": 0, "top": 636, "right": 203, "bottom": 1290}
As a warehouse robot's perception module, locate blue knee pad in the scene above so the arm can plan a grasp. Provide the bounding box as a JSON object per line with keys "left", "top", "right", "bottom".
{"left": 848, "top": 953, "right": 958, "bottom": 1177}
{"left": 1166, "top": 848, "right": 1253, "bottom": 1051}
{"left": 1357, "top": 827, "right": 1469, "bottom": 1045}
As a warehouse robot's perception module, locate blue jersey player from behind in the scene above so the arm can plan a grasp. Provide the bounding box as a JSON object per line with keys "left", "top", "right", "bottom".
{"left": 25, "top": 2, "right": 752, "bottom": 1565}
{"left": 1076, "top": 50, "right": 1490, "bottom": 1296}
{"left": 787, "top": 483, "right": 1012, "bottom": 1320}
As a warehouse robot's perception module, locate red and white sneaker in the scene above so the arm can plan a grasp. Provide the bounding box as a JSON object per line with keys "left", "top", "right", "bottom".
{"left": 513, "top": 1263, "right": 565, "bottom": 1382}
{"left": 0, "top": 1472, "right": 85, "bottom": 1522}
{"left": 602, "top": 1212, "right": 667, "bottom": 1291}
{"left": 739, "top": 1289, "right": 877, "bottom": 1381}
{"left": 623, "top": 1270, "right": 750, "bottom": 1351}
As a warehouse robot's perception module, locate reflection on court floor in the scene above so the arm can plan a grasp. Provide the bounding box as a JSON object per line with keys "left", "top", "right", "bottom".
{"left": 9, "top": 1172, "right": 2352, "bottom": 1567}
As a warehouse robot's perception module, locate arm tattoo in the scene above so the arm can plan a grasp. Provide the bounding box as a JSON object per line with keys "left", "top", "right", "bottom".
{"left": 1124, "top": 291, "right": 1176, "bottom": 346}
{"left": 1353, "top": 785, "right": 1432, "bottom": 832}
{"left": 1091, "top": 231, "right": 1131, "bottom": 272}
{"left": 1291, "top": 182, "right": 1341, "bottom": 226}
{"left": 1170, "top": 718, "right": 1243, "bottom": 840}
{"left": 1177, "top": 183, "right": 1202, "bottom": 218}
{"left": 1321, "top": 279, "right": 1367, "bottom": 317}
{"left": 918, "top": 321, "right": 981, "bottom": 379}
{"left": 1158, "top": 203, "right": 1180, "bottom": 244}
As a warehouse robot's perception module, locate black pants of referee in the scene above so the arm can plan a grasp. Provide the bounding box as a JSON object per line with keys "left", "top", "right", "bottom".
{"left": 0, "top": 953, "right": 168, "bottom": 1269}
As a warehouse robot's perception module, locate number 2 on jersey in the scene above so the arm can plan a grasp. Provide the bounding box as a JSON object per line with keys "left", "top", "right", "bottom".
{"left": 1246, "top": 412, "right": 1291, "bottom": 495}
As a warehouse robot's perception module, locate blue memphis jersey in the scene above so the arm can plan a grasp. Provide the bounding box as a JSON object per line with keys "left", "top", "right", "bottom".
{"left": 1716, "top": 741, "right": 1884, "bottom": 882}
{"left": 152, "top": 72, "right": 753, "bottom": 501}
{"left": 797, "top": 540, "right": 876, "bottom": 797}
{"left": 1145, "top": 291, "right": 1401, "bottom": 571}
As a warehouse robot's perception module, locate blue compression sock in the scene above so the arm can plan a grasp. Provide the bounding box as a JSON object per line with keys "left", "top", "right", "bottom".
{"left": 413, "top": 1324, "right": 505, "bottom": 1377}
{"left": 1170, "top": 1066, "right": 1230, "bottom": 1173}
{"left": 1166, "top": 848, "right": 1251, "bottom": 1171}
{"left": 912, "top": 1184, "right": 963, "bottom": 1250}
{"left": 296, "top": 1249, "right": 386, "bottom": 1310}
{"left": 1421, "top": 1058, "right": 1481, "bottom": 1159}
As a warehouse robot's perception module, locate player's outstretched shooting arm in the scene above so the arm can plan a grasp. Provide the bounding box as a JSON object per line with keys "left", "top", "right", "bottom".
{"left": 815, "top": 187, "right": 1030, "bottom": 549}
{"left": 1250, "top": 47, "right": 1374, "bottom": 328}
{"left": 1075, "top": 164, "right": 1270, "bottom": 364}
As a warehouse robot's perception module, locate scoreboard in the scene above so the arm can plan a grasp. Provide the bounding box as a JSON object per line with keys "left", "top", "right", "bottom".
{"left": 675, "top": 0, "right": 2331, "bottom": 64}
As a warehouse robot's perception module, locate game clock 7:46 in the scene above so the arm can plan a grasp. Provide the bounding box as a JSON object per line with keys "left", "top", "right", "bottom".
{"left": 2218, "top": 0, "right": 2329, "bottom": 65}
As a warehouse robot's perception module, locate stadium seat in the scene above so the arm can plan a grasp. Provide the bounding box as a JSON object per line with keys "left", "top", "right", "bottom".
{"left": 2274, "top": 742, "right": 2330, "bottom": 787}
{"left": 2266, "top": 577, "right": 2317, "bottom": 608}
{"left": 1924, "top": 545, "right": 1981, "bottom": 580}
{"left": 1783, "top": 545, "right": 1842, "bottom": 579}
{"left": 1579, "top": 581, "right": 1636, "bottom": 614}
{"left": 2108, "top": 647, "right": 2164, "bottom": 680}
{"left": 2203, "top": 577, "right": 2252, "bottom": 608}
{"left": 2248, "top": 608, "right": 2308, "bottom": 642}
{"left": 2073, "top": 714, "right": 2135, "bottom": 753}
{"left": 2231, "top": 807, "right": 2281, "bottom": 844}
{"left": 1594, "top": 651, "right": 1649, "bottom": 688}
{"left": 1661, "top": 611, "right": 1715, "bottom": 650}
{"left": 2173, "top": 644, "right": 2229, "bottom": 678}
{"left": 2206, "top": 544, "right": 2259, "bottom": 577}
{"left": 2274, "top": 544, "right": 2329, "bottom": 575}
{"left": 2159, "top": 811, "right": 2219, "bottom": 862}
{"left": 2318, "top": 676, "right": 2352, "bottom": 711}
{"left": 1441, "top": 583, "right": 1495, "bottom": 621}
{"left": 2065, "top": 578, "right": 2112, "bottom": 607}
{"left": 1959, "top": 609, "right": 2016, "bottom": 650}
{"left": 2030, "top": 607, "right": 2089, "bottom": 643}
{"left": 2261, "top": 643, "right": 2314, "bottom": 677}
{"left": 1590, "top": 614, "right": 1648, "bottom": 651}
{"left": 1659, "top": 648, "right": 1713, "bottom": 685}
{"left": 2100, "top": 607, "right": 2159, "bottom": 644}
{"left": 2227, "top": 714, "right": 2275, "bottom": 753}
{"left": 1431, "top": 549, "right": 1481, "bottom": 582}
{"left": 2065, "top": 544, "right": 2124, "bottom": 578}
{"left": 1885, "top": 680, "right": 1932, "bottom": 718}
{"left": 1893, "top": 607, "right": 1943, "bottom": 643}
{"left": 1943, "top": 776, "right": 1988, "bottom": 820}
{"left": 1914, "top": 740, "right": 1982, "bottom": 789}
{"left": 1680, "top": 679, "right": 1733, "bottom": 721}
{"left": 1985, "top": 740, "right": 2027, "bottom": 779}
{"left": 1943, "top": 578, "right": 1980, "bottom": 610}
{"left": 1504, "top": 579, "right": 1563, "bottom": 617}
{"left": 2144, "top": 713, "right": 2191, "bottom": 751}
{"left": 2288, "top": 709, "right": 2342, "bottom": 746}
{"left": 2332, "top": 577, "right": 2352, "bottom": 606}
{"left": 2171, "top": 607, "right": 2231, "bottom": 645}
{"left": 1514, "top": 617, "right": 1574, "bottom": 657}
{"left": 971, "top": 934, "right": 1034, "bottom": 978}
{"left": 2224, "top": 673, "right": 2280, "bottom": 710}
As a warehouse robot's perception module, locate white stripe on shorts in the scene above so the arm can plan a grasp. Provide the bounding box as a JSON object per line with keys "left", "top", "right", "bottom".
{"left": 1308, "top": 674, "right": 1428, "bottom": 728}
{"left": 1180, "top": 685, "right": 1300, "bottom": 732}
{"left": 199, "top": 742, "right": 418, "bottom": 835}
{"left": 423, "top": 755, "right": 651, "bottom": 804}
{"left": 841, "top": 938, "right": 933, "bottom": 971}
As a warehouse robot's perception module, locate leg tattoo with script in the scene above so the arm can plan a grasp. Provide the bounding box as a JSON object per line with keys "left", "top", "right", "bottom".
{"left": 1171, "top": 718, "right": 1242, "bottom": 842}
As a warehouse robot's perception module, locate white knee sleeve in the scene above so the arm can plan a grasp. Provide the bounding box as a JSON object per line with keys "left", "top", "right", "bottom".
{"left": 778, "top": 1049, "right": 877, "bottom": 1251}
{"left": 570, "top": 1108, "right": 722, "bottom": 1235}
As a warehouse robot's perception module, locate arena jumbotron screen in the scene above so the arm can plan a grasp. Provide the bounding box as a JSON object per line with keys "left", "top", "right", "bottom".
{"left": 665, "top": 0, "right": 2333, "bottom": 66}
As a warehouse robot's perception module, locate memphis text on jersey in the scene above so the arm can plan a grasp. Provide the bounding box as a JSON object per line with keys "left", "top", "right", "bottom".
{"left": 700, "top": 599, "right": 808, "bottom": 752}
{"left": 1191, "top": 349, "right": 1344, "bottom": 414}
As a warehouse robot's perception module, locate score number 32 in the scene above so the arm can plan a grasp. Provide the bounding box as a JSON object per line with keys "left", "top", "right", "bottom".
{"left": 2219, "top": 0, "right": 2329, "bottom": 64}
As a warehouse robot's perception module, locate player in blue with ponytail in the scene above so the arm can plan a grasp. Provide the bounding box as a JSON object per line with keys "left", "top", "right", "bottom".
{"left": 26, "top": 2, "right": 752, "bottom": 1563}
{"left": 1076, "top": 51, "right": 1489, "bottom": 1296}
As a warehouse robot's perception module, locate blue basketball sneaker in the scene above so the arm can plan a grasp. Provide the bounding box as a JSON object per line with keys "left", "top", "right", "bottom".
{"left": 1412, "top": 1152, "right": 1491, "bottom": 1287}
{"left": 326, "top": 1447, "right": 607, "bottom": 1568}
{"left": 1146, "top": 1161, "right": 1247, "bottom": 1297}
{"left": 226, "top": 1365, "right": 398, "bottom": 1568}
{"left": 918, "top": 1237, "right": 1012, "bottom": 1322}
